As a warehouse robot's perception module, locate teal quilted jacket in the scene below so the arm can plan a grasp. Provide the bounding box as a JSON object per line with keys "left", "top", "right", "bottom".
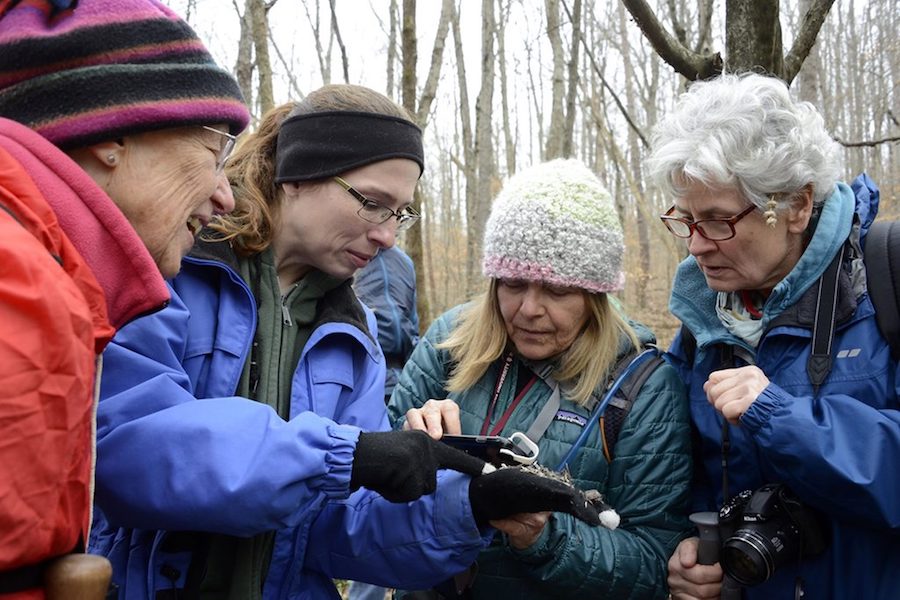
{"left": 389, "top": 305, "right": 693, "bottom": 599}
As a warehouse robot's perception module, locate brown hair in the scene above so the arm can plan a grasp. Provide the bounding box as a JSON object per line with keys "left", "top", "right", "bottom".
{"left": 209, "top": 84, "right": 414, "bottom": 256}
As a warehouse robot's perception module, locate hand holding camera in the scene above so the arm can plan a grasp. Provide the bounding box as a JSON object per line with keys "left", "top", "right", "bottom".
{"left": 704, "top": 366, "right": 770, "bottom": 425}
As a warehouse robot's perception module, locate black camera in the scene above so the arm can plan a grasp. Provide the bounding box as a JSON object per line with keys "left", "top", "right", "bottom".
{"left": 717, "top": 483, "right": 828, "bottom": 587}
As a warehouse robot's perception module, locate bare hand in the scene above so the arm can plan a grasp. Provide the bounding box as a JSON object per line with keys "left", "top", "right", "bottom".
{"left": 402, "top": 398, "right": 462, "bottom": 440}
{"left": 490, "top": 511, "right": 551, "bottom": 549}
{"left": 667, "top": 537, "right": 724, "bottom": 599}
{"left": 703, "top": 366, "right": 770, "bottom": 425}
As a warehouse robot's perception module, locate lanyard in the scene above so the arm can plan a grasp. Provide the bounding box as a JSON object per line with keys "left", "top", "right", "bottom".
{"left": 480, "top": 352, "right": 538, "bottom": 436}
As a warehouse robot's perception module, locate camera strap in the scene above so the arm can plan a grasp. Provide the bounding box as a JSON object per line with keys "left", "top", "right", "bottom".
{"left": 807, "top": 243, "right": 845, "bottom": 394}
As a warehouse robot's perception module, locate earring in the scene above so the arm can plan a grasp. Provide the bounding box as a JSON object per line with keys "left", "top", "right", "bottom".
{"left": 764, "top": 195, "right": 778, "bottom": 228}
{"left": 106, "top": 154, "right": 117, "bottom": 166}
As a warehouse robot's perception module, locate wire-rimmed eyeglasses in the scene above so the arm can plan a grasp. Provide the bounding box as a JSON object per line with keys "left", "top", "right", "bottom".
{"left": 202, "top": 126, "right": 238, "bottom": 174}
{"left": 659, "top": 204, "right": 756, "bottom": 241}
{"left": 333, "top": 176, "right": 421, "bottom": 231}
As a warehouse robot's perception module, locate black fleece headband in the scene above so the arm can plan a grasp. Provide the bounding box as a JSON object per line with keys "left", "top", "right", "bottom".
{"left": 274, "top": 111, "right": 424, "bottom": 183}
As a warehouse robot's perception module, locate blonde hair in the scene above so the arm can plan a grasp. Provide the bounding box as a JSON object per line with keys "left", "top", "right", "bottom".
{"left": 210, "top": 84, "right": 415, "bottom": 256}
{"left": 440, "top": 280, "right": 640, "bottom": 406}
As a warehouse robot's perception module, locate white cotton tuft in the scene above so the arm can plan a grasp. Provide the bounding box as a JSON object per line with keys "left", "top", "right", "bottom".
{"left": 599, "top": 509, "right": 620, "bottom": 530}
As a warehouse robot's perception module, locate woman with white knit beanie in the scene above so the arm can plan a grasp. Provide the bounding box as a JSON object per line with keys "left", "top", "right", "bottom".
{"left": 389, "top": 158, "right": 692, "bottom": 599}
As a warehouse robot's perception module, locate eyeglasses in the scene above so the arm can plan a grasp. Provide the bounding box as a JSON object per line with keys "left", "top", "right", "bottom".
{"left": 202, "top": 126, "right": 238, "bottom": 174}
{"left": 660, "top": 204, "right": 757, "bottom": 241}
{"left": 333, "top": 176, "right": 421, "bottom": 231}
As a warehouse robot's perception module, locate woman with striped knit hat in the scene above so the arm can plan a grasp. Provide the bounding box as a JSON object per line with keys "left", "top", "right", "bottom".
{"left": 0, "top": 0, "right": 248, "bottom": 596}
{"left": 391, "top": 158, "right": 693, "bottom": 598}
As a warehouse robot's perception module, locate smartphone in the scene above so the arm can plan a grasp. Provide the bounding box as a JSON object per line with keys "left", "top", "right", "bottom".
{"left": 440, "top": 432, "right": 538, "bottom": 466}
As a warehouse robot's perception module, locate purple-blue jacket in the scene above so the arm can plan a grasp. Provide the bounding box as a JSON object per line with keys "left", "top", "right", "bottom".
{"left": 88, "top": 244, "right": 488, "bottom": 600}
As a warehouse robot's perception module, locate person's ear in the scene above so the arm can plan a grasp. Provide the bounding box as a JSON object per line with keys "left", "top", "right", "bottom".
{"left": 787, "top": 185, "right": 814, "bottom": 234}
{"left": 85, "top": 139, "right": 126, "bottom": 169}
{"left": 281, "top": 181, "right": 302, "bottom": 198}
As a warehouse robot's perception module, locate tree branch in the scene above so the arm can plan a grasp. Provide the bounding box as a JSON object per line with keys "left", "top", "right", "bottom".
{"left": 268, "top": 31, "right": 305, "bottom": 99}
{"left": 328, "top": 0, "right": 350, "bottom": 82}
{"left": 569, "top": 3, "right": 647, "bottom": 148}
{"left": 783, "top": 0, "right": 836, "bottom": 84}
{"left": 620, "top": 0, "right": 721, "bottom": 80}
{"left": 833, "top": 134, "right": 900, "bottom": 148}
{"left": 416, "top": 0, "right": 453, "bottom": 127}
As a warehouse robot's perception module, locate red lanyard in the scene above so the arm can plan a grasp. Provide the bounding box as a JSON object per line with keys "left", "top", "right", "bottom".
{"left": 480, "top": 353, "right": 538, "bottom": 436}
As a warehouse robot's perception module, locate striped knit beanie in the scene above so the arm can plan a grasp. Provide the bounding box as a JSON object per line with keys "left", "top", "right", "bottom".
{"left": 0, "top": 0, "right": 249, "bottom": 150}
{"left": 482, "top": 158, "right": 625, "bottom": 294}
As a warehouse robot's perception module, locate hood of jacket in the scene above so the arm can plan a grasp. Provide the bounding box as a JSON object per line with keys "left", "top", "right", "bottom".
{"left": 0, "top": 117, "right": 169, "bottom": 331}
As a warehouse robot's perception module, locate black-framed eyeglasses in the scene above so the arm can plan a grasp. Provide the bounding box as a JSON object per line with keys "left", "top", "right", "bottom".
{"left": 202, "top": 126, "right": 237, "bottom": 174}
{"left": 660, "top": 204, "right": 757, "bottom": 241}
{"left": 333, "top": 176, "right": 421, "bottom": 231}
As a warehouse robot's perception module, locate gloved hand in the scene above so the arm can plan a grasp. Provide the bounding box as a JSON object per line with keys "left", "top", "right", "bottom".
{"left": 468, "top": 466, "right": 613, "bottom": 528}
{"left": 350, "top": 430, "right": 488, "bottom": 502}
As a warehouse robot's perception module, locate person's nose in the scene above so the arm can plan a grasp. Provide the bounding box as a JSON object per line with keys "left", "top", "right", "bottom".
{"left": 211, "top": 172, "right": 235, "bottom": 215}
{"left": 519, "top": 285, "right": 546, "bottom": 317}
{"left": 367, "top": 219, "right": 398, "bottom": 249}
{"left": 687, "top": 230, "right": 716, "bottom": 256}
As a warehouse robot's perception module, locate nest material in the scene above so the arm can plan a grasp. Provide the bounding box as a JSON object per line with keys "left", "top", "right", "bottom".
{"left": 503, "top": 463, "right": 620, "bottom": 529}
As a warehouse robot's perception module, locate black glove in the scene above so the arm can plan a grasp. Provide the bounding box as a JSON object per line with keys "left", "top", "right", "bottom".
{"left": 350, "top": 430, "right": 488, "bottom": 502}
{"left": 468, "top": 466, "right": 607, "bottom": 527}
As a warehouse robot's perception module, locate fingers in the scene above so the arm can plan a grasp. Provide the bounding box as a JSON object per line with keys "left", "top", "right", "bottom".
{"left": 490, "top": 511, "right": 550, "bottom": 549}
{"left": 703, "top": 366, "right": 770, "bottom": 425}
{"left": 404, "top": 399, "right": 461, "bottom": 439}
{"left": 667, "top": 538, "right": 724, "bottom": 600}
{"left": 432, "top": 438, "right": 489, "bottom": 477}
{"left": 675, "top": 537, "right": 700, "bottom": 569}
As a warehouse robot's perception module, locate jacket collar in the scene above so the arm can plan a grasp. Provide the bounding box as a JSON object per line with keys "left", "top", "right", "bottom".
{"left": 671, "top": 182, "right": 861, "bottom": 351}
{"left": 188, "top": 236, "right": 376, "bottom": 346}
{"left": 0, "top": 117, "right": 169, "bottom": 331}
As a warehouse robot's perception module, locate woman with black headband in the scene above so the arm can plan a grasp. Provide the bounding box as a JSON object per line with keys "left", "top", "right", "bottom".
{"left": 87, "top": 86, "right": 602, "bottom": 600}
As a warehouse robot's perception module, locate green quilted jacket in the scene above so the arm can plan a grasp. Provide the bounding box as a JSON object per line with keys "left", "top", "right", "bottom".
{"left": 388, "top": 305, "right": 692, "bottom": 599}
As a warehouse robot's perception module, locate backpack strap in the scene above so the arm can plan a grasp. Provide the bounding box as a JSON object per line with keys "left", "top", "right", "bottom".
{"left": 864, "top": 220, "right": 900, "bottom": 360}
{"left": 599, "top": 347, "right": 666, "bottom": 461}
{"left": 555, "top": 347, "right": 665, "bottom": 469}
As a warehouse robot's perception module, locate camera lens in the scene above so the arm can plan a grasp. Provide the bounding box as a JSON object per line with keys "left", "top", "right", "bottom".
{"left": 721, "top": 531, "right": 774, "bottom": 586}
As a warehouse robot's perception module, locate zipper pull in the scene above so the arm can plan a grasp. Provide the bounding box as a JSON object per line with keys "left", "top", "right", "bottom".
{"left": 281, "top": 299, "right": 292, "bottom": 326}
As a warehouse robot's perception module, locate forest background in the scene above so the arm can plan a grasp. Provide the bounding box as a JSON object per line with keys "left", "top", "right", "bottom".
{"left": 168, "top": 0, "right": 898, "bottom": 347}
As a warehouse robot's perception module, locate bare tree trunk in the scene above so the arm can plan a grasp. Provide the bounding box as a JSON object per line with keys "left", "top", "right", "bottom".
{"left": 450, "top": 2, "right": 477, "bottom": 293}
{"left": 617, "top": 1, "right": 650, "bottom": 308}
{"left": 249, "top": 0, "right": 274, "bottom": 114}
{"left": 543, "top": 0, "right": 565, "bottom": 159}
{"left": 622, "top": 0, "right": 835, "bottom": 83}
{"left": 399, "top": 0, "right": 430, "bottom": 326}
{"left": 496, "top": 0, "right": 516, "bottom": 175}
{"left": 561, "top": 0, "right": 581, "bottom": 158}
{"left": 795, "top": 0, "right": 823, "bottom": 104}
{"left": 386, "top": 0, "right": 399, "bottom": 98}
{"left": 233, "top": 0, "right": 254, "bottom": 117}
{"left": 724, "top": 0, "right": 782, "bottom": 75}
{"left": 467, "top": 0, "right": 497, "bottom": 294}
{"left": 416, "top": 0, "right": 453, "bottom": 127}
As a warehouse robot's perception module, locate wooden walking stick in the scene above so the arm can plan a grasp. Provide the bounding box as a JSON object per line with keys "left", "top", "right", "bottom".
{"left": 43, "top": 554, "right": 112, "bottom": 600}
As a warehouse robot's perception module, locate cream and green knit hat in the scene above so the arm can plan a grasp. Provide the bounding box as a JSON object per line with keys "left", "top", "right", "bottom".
{"left": 482, "top": 158, "right": 625, "bottom": 294}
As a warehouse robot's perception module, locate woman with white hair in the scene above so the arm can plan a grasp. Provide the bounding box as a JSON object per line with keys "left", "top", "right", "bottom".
{"left": 649, "top": 73, "right": 896, "bottom": 600}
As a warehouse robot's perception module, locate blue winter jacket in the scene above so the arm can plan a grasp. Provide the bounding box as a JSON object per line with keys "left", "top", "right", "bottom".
{"left": 88, "top": 246, "right": 489, "bottom": 600}
{"left": 667, "top": 174, "right": 900, "bottom": 599}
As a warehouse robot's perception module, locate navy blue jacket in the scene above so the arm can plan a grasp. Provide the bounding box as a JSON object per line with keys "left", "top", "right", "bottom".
{"left": 353, "top": 246, "right": 420, "bottom": 396}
